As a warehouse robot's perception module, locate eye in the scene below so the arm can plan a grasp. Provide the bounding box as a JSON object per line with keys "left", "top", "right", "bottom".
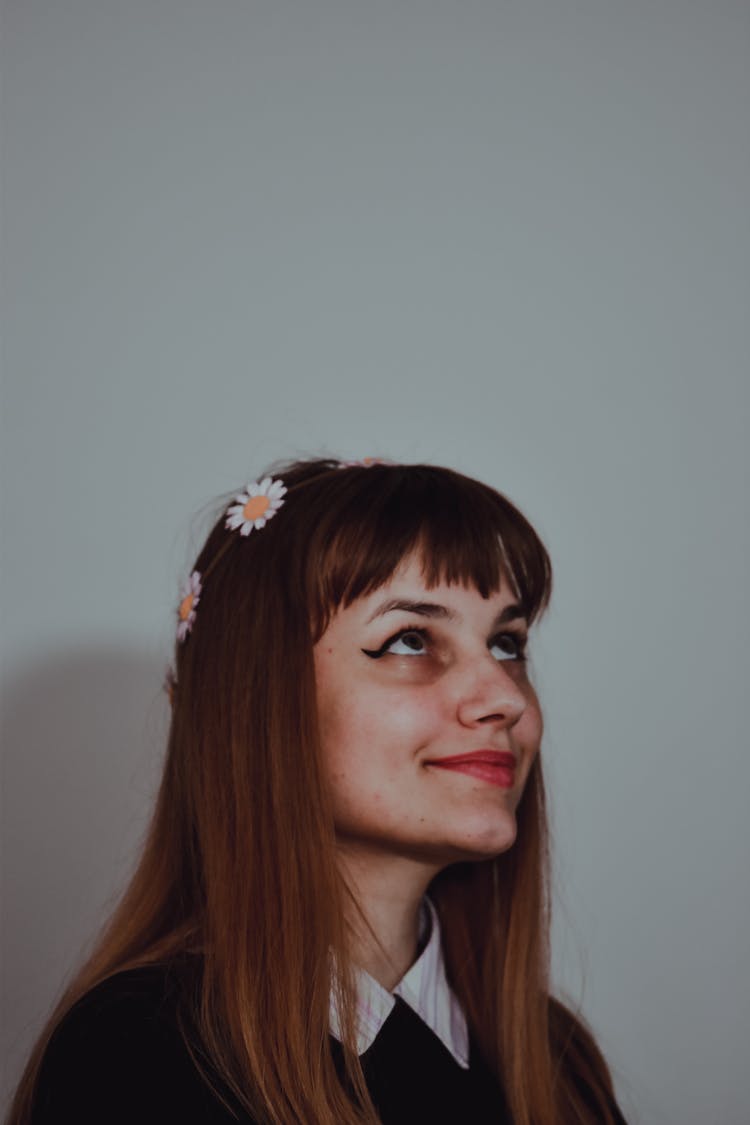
{"left": 489, "top": 632, "right": 528, "bottom": 662}
{"left": 387, "top": 629, "right": 429, "bottom": 656}
{"left": 362, "top": 627, "right": 430, "bottom": 659}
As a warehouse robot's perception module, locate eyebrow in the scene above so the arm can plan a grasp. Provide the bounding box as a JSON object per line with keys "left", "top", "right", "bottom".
{"left": 366, "top": 598, "right": 528, "bottom": 627}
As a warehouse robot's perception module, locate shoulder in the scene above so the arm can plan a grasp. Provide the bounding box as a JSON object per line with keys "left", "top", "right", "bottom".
{"left": 40, "top": 963, "right": 185, "bottom": 1063}
{"left": 32, "top": 962, "right": 243, "bottom": 1124}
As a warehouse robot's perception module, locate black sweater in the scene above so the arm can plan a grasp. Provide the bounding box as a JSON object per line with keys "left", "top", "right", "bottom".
{"left": 30, "top": 964, "right": 625, "bottom": 1124}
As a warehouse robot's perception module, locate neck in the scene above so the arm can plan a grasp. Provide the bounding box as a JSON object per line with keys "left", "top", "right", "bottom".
{"left": 337, "top": 845, "right": 440, "bottom": 991}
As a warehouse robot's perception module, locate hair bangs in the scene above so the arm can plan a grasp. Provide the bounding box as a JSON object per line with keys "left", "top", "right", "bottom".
{"left": 302, "top": 463, "right": 552, "bottom": 637}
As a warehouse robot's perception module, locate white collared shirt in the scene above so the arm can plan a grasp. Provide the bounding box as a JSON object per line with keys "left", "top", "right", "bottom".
{"left": 329, "top": 896, "right": 470, "bottom": 1069}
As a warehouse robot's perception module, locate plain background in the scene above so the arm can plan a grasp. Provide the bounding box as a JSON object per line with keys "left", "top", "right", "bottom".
{"left": 2, "top": 2, "right": 748, "bottom": 1121}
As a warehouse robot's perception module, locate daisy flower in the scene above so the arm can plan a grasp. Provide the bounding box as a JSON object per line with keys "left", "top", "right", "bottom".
{"left": 225, "top": 477, "right": 287, "bottom": 536}
{"left": 176, "top": 570, "right": 202, "bottom": 642}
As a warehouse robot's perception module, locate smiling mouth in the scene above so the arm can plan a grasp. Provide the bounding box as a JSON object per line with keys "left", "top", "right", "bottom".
{"left": 426, "top": 758, "right": 516, "bottom": 789}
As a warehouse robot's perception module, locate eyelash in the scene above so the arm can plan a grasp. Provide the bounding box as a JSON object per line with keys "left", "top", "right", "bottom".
{"left": 361, "top": 626, "right": 528, "bottom": 662}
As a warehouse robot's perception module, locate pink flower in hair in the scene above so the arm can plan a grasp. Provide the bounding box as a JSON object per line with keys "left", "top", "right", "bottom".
{"left": 337, "top": 457, "right": 392, "bottom": 468}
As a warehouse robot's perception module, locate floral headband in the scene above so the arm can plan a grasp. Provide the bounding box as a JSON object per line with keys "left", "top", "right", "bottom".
{"left": 175, "top": 476, "right": 287, "bottom": 644}
{"left": 173, "top": 458, "right": 391, "bottom": 650}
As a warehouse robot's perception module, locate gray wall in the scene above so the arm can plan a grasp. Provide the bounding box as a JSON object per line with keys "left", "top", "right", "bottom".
{"left": 2, "top": 3, "right": 748, "bottom": 1121}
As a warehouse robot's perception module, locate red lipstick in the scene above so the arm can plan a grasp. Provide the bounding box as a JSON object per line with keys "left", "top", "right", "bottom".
{"left": 427, "top": 750, "right": 517, "bottom": 789}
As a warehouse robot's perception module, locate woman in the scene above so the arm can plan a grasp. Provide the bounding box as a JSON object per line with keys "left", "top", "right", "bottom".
{"left": 7, "top": 457, "right": 628, "bottom": 1124}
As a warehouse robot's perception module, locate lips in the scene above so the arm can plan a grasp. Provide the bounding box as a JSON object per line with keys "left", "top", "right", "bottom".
{"left": 426, "top": 749, "right": 517, "bottom": 789}
{"left": 428, "top": 750, "right": 517, "bottom": 768}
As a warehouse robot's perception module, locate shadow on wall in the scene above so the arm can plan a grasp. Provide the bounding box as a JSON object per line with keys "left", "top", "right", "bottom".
{"left": 1, "top": 646, "right": 170, "bottom": 1111}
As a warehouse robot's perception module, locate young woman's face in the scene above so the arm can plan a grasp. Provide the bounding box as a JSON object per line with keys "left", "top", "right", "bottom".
{"left": 313, "top": 552, "right": 543, "bottom": 870}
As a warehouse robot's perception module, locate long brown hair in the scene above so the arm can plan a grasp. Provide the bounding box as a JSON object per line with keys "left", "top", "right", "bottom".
{"left": 8, "top": 458, "right": 622, "bottom": 1124}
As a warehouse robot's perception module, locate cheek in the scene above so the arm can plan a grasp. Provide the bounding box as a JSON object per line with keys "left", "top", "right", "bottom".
{"left": 317, "top": 683, "right": 441, "bottom": 781}
{"left": 325, "top": 695, "right": 427, "bottom": 754}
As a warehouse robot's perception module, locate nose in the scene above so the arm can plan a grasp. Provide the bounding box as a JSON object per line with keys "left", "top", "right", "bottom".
{"left": 455, "top": 657, "right": 527, "bottom": 729}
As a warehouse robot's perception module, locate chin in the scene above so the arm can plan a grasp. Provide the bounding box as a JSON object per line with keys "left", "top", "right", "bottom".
{"left": 442, "top": 813, "right": 519, "bottom": 863}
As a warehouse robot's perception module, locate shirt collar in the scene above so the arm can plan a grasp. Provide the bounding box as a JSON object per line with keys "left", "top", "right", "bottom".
{"left": 329, "top": 896, "right": 470, "bottom": 1069}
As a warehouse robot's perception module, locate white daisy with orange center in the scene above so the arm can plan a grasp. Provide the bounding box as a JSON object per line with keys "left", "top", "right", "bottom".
{"left": 225, "top": 476, "right": 287, "bottom": 536}
{"left": 177, "top": 570, "right": 202, "bottom": 642}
